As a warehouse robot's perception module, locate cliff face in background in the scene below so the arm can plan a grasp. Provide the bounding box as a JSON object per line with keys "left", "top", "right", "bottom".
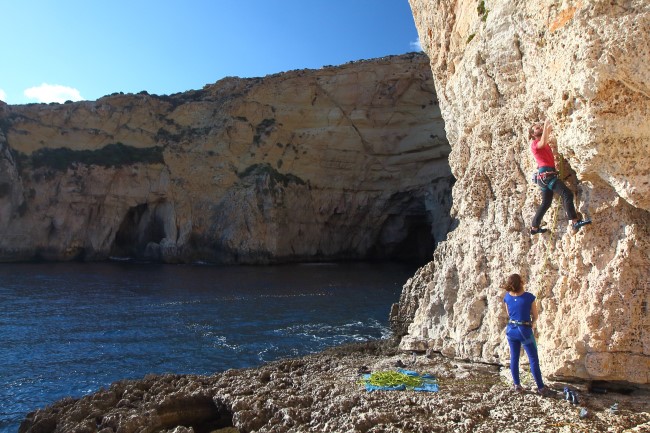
{"left": 395, "top": 1, "right": 649, "bottom": 384}
{"left": 0, "top": 53, "right": 453, "bottom": 264}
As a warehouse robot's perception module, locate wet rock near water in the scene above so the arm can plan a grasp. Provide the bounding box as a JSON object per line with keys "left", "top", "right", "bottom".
{"left": 19, "top": 341, "right": 650, "bottom": 433}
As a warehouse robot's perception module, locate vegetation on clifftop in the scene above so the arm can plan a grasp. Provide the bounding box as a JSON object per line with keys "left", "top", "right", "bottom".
{"left": 16, "top": 142, "right": 165, "bottom": 172}
{"left": 238, "top": 163, "right": 306, "bottom": 187}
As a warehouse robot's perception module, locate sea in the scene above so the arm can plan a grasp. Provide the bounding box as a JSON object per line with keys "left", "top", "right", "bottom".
{"left": 0, "top": 261, "right": 416, "bottom": 433}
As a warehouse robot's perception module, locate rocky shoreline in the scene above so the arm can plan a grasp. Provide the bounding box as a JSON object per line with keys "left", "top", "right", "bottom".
{"left": 19, "top": 341, "right": 650, "bottom": 433}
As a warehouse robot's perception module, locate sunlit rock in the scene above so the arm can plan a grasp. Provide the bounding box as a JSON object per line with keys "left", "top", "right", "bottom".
{"left": 0, "top": 53, "right": 453, "bottom": 264}
{"left": 397, "top": 0, "right": 650, "bottom": 384}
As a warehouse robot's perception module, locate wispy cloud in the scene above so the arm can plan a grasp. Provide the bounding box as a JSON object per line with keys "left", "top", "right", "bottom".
{"left": 410, "top": 37, "right": 423, "bottom": 52}
{"left": 24, "top": 83, "right": 83, "bottom": 103}
{"left": 0, "top": 88, "right": 6, "bottom": 102}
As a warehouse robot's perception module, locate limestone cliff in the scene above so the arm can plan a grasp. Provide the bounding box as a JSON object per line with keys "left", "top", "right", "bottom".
{"left": 395, "top": 1, "right": 649, "bottom": 384}
{"left": 0, "top": 53, "right": 452, "bottom": 264}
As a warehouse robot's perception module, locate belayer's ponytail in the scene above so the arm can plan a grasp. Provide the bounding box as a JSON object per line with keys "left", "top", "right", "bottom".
{"left": 502, "top": 273, "right": 523, "bottom": 293}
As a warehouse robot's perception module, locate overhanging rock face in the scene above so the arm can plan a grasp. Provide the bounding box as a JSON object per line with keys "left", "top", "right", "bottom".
{"left": 398, "top": 1, "right": 649, "bottom": 383}
{"left": 0, "top": 53, "right": 453, "bottom": 264}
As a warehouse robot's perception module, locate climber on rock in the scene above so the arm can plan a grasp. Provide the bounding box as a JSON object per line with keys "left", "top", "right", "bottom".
{"left": 529, "top": 118, "right": 591, "bottom": 235}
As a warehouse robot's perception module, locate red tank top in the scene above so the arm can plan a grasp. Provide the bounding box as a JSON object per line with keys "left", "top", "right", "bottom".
{"left": 530, "top": 139, "right": 555, "bottom": 168}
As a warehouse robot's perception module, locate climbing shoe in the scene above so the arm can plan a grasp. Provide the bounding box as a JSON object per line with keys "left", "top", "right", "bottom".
{"left": 563, "top": 387, "right": 579, "bottom": 404}
{"left": 572, "top": 219, "right": 592, "bottom": 231}
{"left": 530, "top": 227, "right": 548, "bottom": 235}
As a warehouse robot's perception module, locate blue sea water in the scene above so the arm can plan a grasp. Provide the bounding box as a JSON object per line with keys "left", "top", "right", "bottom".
{"left": 0, "top": 261, "right": 415, "bottom": 433}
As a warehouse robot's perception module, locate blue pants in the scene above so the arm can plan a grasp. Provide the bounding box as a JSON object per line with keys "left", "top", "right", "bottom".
{"left": 506, "top": 325, "right": 544, "bottom": 389}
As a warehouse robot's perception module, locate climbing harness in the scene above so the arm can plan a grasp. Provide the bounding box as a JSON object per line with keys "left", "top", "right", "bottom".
{"left": 510, "top": 325, "right": 536, "bottom": 345}
{"left": 534, "top": 168, "right": 559, "bottom": 191}
{"left": 509, "top": 320, "right": 532, "bottom": 327}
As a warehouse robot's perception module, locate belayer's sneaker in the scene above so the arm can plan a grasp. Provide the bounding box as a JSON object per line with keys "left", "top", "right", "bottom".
{"left": 537, "top": 387, "right": 555, "bottom": 397}
{"left": 572, "top": 219, "right": 592, "bottom": 231}
{"left": 530, "top": 227, "right": 548, "bottom": 235}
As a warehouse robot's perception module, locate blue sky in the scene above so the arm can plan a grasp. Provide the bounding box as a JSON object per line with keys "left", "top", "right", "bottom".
{"left": 0, "top": 1, "right": 421, "bottom": 105}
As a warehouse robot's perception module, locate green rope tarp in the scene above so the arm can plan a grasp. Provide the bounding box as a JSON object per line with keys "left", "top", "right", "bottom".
{"left": 361, "top": 369, "right": 439, "bottom": 392}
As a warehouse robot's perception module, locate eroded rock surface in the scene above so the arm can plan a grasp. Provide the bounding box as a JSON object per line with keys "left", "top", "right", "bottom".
{"left": 396, "top": 0, "right": 650, "bottom": 384}
{"left": 19, "top": 342, "right": 650, "bottom": 433}
{"left": 0, "top": 53, "right": 452, "bottom": 264}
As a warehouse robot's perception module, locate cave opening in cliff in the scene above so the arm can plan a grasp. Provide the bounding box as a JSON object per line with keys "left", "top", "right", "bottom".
{"left": 155, "top": 396, "right": 236, "bottom": 433}
{"left": 370, "top": 195, "right": 438, "bottom": 265}
{"left": 382, "top": 214, "right": 435, "bottom": 264}
{"left": 110, "top": 203, "right": 166, "bottom": 258}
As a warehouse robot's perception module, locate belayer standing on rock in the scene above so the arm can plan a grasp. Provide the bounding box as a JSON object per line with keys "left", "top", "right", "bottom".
{"left": 529, "top": 118, "right": 591, "bottom": 234}
{"left": 502, "top": 273, "right": 552, "bottom": 396}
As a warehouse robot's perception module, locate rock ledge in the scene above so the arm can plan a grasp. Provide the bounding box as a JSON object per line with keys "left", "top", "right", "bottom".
{"left": 20, "top": 342, "right": 650, "bottom": 433}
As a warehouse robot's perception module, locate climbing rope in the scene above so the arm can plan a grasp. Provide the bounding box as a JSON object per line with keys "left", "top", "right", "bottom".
{"left": 436, "top": 378, "right": 504, "bottom": 387}
{"left": 360, "top": 371, "right": 504, "bottom": 389}
{"left": 363, "top": 371, "right": 425, "bottom": 389}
